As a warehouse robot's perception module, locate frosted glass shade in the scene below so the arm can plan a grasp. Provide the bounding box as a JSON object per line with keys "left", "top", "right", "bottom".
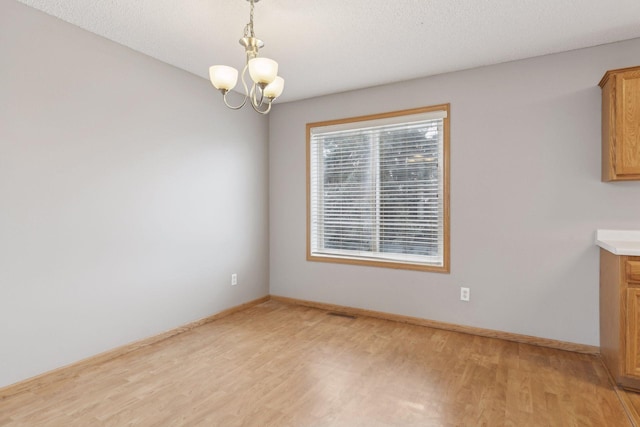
{"left": 209, "top": 65, "right": 238, "bottom": 90}
{"left": 248, "top": 58, "right": 278, "bottom": 84}
{"left": 263, "top": 76, "right": 285, "bottom": 99}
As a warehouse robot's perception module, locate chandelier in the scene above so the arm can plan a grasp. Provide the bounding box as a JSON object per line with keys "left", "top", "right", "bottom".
{"left": 209, "top": 0, "right": 284, "bottom": 115}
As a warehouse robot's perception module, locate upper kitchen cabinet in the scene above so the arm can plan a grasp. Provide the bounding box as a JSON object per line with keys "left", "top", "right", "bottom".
{"left": 600, "top": 66, "right": 640, "bottom": 182}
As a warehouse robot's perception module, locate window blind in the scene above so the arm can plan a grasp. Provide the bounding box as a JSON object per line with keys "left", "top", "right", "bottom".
{"left": 309, "top": 109, "right": 446, "bottom": 267}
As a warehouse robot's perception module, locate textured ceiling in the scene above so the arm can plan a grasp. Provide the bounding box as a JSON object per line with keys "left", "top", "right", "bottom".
{"left": 16, "top": 0, "right": 640, "bottom": 103}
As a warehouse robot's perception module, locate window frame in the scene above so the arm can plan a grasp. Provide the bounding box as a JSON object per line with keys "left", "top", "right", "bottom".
{"left": 306, "top": 104, "right": 450, "bottom": 273}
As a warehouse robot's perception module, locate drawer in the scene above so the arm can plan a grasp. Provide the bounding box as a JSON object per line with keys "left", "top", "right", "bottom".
{"left": 628, "top": 260, "right": 640, "bottom": 283}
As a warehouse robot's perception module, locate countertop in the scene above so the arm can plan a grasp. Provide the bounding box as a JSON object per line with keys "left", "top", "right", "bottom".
{"left": 596, "top": 229, "right": 640, "bottom": 256}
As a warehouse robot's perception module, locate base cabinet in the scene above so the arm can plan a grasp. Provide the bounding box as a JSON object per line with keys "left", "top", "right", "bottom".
{"left": 626, "top": 288, "right": 640, "bottom": 380}
{"left": 600, "top": 250, "right": 640, "bottom": 390}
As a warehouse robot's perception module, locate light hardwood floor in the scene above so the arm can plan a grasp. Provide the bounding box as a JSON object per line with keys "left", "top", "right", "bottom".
{"left": 618, "top": 387, "right": 640, "bottom": 426}
{"left": 0, "top": 300, "right": 633, "bottom": 426}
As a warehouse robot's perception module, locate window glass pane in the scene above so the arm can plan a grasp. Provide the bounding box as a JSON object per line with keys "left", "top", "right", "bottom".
{"left": 322, "top": 132, "right": 374, "bottom": 252}
{"left": 379, "top": 120, "right": 442, "bottom": 258}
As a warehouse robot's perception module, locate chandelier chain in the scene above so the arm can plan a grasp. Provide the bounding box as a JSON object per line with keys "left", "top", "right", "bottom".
{"left": 244, "top": 0, "right": 256, "bottom": 38}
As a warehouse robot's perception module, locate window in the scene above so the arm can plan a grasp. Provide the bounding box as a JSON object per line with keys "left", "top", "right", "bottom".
{"left": 307, "top": 105, "right": 450, "bottom": 273}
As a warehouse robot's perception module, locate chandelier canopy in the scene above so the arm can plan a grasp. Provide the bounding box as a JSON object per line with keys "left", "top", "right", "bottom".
{"left": 209, "top": 0, "right": 284, "bottom": 115}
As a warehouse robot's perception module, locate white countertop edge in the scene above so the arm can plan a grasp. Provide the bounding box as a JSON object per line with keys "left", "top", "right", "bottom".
{"left": 596, "top": 229, "right": 640, "bottom": 256}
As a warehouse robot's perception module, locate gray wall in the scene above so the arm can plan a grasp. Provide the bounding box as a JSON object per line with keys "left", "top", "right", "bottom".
{"left": 0, "top": 2, "right": 269, "bottom": 388}
{"left": 269, "top": 38, "right": 640, "bottom": 347}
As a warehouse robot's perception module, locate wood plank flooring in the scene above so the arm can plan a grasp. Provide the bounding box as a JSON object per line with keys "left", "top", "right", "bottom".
{"left": 618, "top": 387, "right": 640, "bottom": 426}
{"left": 0, "top": 300, "right": 633, "bottom": 426}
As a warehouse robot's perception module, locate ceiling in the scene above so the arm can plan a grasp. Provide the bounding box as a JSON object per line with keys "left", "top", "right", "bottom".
{"left": 16, "top": 0, "right": 640, "bottom": 103}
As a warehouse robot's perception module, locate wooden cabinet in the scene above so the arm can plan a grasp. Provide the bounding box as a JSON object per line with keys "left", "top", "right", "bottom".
{"left": 601, "top": 250, "right": 640, "bottom": 390}
{"left": 626, "top": 288, "right": 640, "bottom": 379}
{"left": 599, "top": 66, "right": 640, "bottom": 181}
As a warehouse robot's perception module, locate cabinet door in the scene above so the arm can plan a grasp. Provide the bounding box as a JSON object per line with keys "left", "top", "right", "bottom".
{"left": 628, "top": 260, "right": 640, "bottom": 284}
{"left": 626, "top": 288, "right": 640, "bottom": 378}
{"left": 615, "top": 70, "right": 640, "bottom": 176}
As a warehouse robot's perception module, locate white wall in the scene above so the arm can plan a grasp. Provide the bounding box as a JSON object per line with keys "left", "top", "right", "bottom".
{"left": 0, "top": 2, "right": 269, "bottom": 388}
{"left": 269, "top": 38, "right": 640, "bottom": 347}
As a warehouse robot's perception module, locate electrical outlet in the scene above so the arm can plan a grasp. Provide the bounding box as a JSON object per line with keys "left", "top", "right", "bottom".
{"left": 460, "top": 287, "right": 470, "bottom": 302}
{"left": 231, "top": 273, "right": 238, "bottom": 286}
